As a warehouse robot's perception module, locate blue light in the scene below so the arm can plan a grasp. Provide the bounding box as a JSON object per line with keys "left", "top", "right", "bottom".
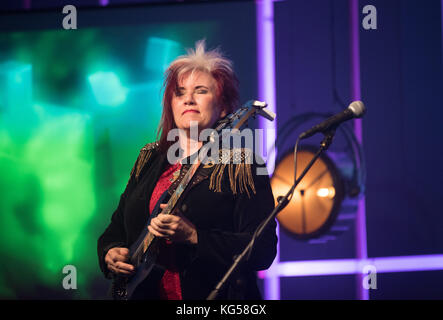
{"left": 87, "top": 71, "right": 128, "bottom": 107}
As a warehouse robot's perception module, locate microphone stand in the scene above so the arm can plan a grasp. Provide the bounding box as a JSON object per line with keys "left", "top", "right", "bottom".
{"left": 207, "top": 129, "right": 337, "bottom": 300}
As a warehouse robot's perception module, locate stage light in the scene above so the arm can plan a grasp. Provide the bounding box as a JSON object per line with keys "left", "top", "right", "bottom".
{"left": 144, "top": 37, "right": 181, "bottom": 74}
{"left": 316, "top": 187, "right": 335, "bottom": 199}
{"left": 270, "top": 146, "right": 345, "bottom": 239}
{"left": 87, "top": 71, "right": 128, "bottom": 107}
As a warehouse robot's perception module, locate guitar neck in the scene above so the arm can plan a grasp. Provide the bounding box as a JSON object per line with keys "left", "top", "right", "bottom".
{"left": 163, "top": 158, "right": 201, "bottom": 216}
{"left": 138, "top": 158, "right": 202, "bottom": 254}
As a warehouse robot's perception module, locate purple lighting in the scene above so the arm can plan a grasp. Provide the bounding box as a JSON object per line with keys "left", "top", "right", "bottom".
{"left": 256, "top": 0, "right": 279, "bottom": 300}
{"left": 23, "top": 0, "right": 31, "bottom": 10}
{"left": 257, "top": 0, "right": 443, "bottom": 300}
{"left": 349, "top": 0, "right": 369, "bottom": 300}
{"left": 258, "top": 255, "right": 443, "bottom": 278}
{"left": 256, "top": 0, "right": 277, "bottom": 174}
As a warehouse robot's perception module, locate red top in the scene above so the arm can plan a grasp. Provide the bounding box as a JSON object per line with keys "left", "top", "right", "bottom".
{"left": 149, "top": 162, "right": 182, "bottom": 300}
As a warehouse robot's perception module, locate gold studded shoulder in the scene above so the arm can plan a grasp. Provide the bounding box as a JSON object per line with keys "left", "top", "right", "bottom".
{"left": 129, "top": 141, "right": 159, "bottom": 182}
{"left": 141, "top": 141, "right": 159, "bottom": 152}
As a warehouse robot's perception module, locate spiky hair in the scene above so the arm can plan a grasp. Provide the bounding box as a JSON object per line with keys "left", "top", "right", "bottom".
{"left": 168, "top": 40, "right": 234, "bottom": 80}
{"left": 157, "top": 40, "right": 240, "bottom": 153}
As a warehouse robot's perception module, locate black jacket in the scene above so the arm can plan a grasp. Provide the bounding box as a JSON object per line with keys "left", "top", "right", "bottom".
{"left": 97, "top": 143, "right": 278, "bottom": 300}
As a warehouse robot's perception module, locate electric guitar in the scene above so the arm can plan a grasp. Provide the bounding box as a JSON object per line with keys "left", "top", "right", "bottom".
{"left": 110, "top": 100, "right": 274, "bottom": 300}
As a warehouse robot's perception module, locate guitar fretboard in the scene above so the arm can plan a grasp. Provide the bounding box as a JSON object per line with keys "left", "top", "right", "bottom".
{"left": 141, "top": 157, "right": 202, "bottom": 253}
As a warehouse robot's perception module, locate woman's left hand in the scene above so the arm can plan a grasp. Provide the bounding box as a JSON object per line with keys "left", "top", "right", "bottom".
{"left": 148, "top": 204, "right": 198, "bottom": 244}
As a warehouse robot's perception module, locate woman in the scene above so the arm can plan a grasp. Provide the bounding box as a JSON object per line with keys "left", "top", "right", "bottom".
{"left": 97, "top": 41, "right": 277, "bottom": 300}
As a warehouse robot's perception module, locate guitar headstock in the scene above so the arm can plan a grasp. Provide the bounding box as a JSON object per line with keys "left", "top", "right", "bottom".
{"left": 215, "top": 100, "right": 275, "bottom": 133}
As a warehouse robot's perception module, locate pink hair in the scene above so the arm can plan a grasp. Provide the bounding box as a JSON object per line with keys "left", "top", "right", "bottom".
{"left": 157, "top": 40, "right": 240, "bottom": 154}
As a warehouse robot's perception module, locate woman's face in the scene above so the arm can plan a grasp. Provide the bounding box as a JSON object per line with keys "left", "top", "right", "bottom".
{"left": 171, "top": 71, "right": 226, "bottom": 132}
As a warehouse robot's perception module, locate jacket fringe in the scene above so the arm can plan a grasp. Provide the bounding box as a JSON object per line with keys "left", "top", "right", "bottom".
{"left": 130, "top": 142, "right": 158, "bottom": 182}
{"left": 209, "top": 148, "right": 256, "bottom": 198}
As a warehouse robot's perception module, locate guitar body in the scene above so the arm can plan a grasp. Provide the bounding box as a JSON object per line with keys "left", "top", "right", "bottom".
{"left": 110, "top": 234, "right": 159, "bottom": 300}
{"left": 110, "top": 191, "right": 169, "bottom": 300}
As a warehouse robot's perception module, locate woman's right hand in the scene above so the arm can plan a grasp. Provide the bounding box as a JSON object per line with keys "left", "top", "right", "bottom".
{"left": 105, "top": 247, "right": 135, "bottom": 275}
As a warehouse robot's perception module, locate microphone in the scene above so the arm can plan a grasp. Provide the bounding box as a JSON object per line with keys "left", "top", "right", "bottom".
{"left": 299, "top": 101, "right": 366, "bottom": 139}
